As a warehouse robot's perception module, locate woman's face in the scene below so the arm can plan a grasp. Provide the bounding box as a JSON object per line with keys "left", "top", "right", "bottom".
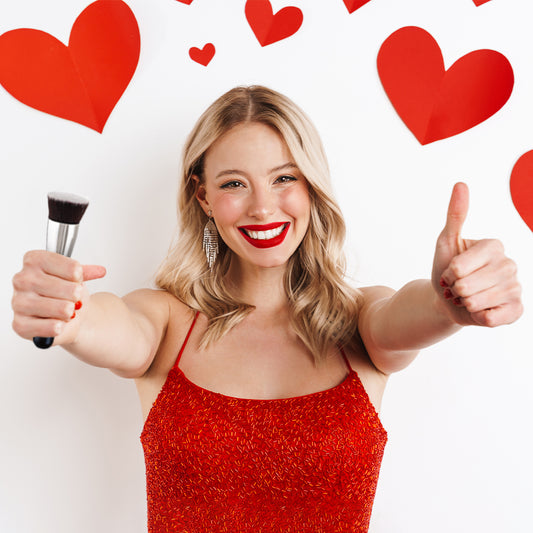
{"left": 197, "top": 122, "right": 311, "bottom": 271}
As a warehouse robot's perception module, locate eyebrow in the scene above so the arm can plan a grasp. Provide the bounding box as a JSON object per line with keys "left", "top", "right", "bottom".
{"left": 215, "top": 162, "right": 299, "bottom": 180}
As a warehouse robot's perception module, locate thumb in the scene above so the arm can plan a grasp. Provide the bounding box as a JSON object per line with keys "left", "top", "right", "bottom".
{"left": 441, "top": 182, "right": 469, "bottom": 248}
{"left": 82, "top": 264, "right": 107, "bottom": 282}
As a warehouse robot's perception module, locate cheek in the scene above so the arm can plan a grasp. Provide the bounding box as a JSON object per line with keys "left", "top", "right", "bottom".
{"left": 211, "top": 193, "right": 244, "bottom": 225}
{"left": 281, "top": 187, "right": 311, "bottom": 222}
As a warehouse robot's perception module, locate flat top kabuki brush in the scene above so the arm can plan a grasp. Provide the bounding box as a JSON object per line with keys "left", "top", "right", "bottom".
{"left": 33, "top": 192, "right": 89, "bottom": 349}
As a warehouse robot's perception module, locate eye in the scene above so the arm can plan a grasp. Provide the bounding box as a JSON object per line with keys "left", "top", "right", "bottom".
{"left": 220, "top": 180, "right": 244, "bottom": 189}
{"left": 275, "top": 175, "right": 297, "bottom": 184}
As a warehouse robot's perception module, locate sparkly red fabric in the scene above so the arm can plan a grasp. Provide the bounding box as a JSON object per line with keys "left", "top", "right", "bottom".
{"left": 141, "top": 315, "right": 387, "bottom": 532}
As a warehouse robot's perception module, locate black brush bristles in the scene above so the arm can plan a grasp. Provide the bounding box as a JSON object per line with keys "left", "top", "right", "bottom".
{"left": 47, "top": 192, "right": 89, "bottom": 224}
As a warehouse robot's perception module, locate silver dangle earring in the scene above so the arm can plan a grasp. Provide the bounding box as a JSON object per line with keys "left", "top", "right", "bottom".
{"left": 203, "top": 210, "right": 219, "bottom": 269}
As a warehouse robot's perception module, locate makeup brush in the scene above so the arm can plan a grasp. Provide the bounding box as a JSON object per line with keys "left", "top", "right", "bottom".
{"left": 33, "top": 192, "right": 89, "bottom": 349}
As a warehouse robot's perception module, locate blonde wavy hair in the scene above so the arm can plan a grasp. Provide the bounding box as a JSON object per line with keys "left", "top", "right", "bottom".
{"left": 155, "top": 86, "right": 362, "bottom": 363}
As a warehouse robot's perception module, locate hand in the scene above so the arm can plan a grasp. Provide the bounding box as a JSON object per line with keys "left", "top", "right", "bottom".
{"left": 431, "top": 182, "right": 523, "bottom": 327}
{"left": 12, "top": 250, "right": 106, "bottom": 342}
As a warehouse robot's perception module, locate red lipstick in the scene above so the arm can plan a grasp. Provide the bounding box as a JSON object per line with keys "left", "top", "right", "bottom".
{"left": 238, "top": 222, "right": 290, "bottom": 249}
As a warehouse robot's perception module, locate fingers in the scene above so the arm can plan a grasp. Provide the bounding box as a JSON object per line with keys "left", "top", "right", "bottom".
{"left": 470, "top": 302, "right": 524, "bottom": 328}
{"left": 440, "top": 182, "right": 469, "bottom": 248}
{"left": 12, "top": 316, "right": 65, "bottom": 339}
{"left": 83, "top": 264, "right": 107, "bottom": 282}
{"left": 13, "top": 268, "right": 83, "bottom": 301}
{"left": 24, "top": 250, "right": 83, "bottom": 282}
{"left": 439, "top": 238, "right": 522, "bottom": 326}
{"left": 11, "top": 250, "right": 106, "bottom": 341}
{"left": 455, "top": 279, "right": 521, "bottom": 315}
{"left": 441, "top": 239, "right": 506, "bottom": 288}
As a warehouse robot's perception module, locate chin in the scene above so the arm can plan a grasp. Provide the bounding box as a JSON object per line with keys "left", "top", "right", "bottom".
{"left": 235, "top": 247, "right": 296, "bottom": 271}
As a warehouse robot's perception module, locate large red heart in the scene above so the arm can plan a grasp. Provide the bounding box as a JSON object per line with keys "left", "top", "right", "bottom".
{"left": 377, "top": 26, "right": 514, "bottom": 145}
{"left": 0, "top": 0, "right": 140, "bottom": 133}
{"left": 245, "top": 0, "right": 303, "bottom": 47}
{"left": 473, "top": 0, "right": 492, "bottom": 5}
{"left": 510, "top": 151, "right": 533, "bottom": 232}
{"left": 189, "top": 44, "right": 216, "bottom": 67}
{"left": 343, "top": 0, "right": 372, "bottom": 13}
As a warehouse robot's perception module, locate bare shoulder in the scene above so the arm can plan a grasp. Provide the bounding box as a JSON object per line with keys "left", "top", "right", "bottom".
{"left": 121, "top": 288, "right": 193, "bottom": 369}
{"left": 122, "top": 287, "right": 176, "bottom": 312}
{"left": 133, "top": 291, "right": 196, "bottom": 420}
{"left": 359, "top": 285, "right": 396, "bottom": 306}
{"left": 343, "top": 285, "right": 398, "bottom": 411}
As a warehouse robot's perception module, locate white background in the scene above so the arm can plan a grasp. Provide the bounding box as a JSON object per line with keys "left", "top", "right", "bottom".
{"left": 1, "top": 0, "right": 532, "bottom": 531}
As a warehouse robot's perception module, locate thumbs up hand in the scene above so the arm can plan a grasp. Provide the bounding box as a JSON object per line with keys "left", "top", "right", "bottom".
{"left": 431, "top": 183, "right": 523, "bottom": 327}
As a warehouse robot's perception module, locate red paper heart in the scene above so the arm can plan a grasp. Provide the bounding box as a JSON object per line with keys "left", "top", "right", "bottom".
{"left": 473, "top": 0, "right": 492, "bottom": 5}
{"left": 189, "top": 44, "right": 215, "bottom": 66}
{"left": 0, "top": 0, "right": 140, "bottom": 133}
{"left": 245, "top": 0, "right": 303, "bottom": 47}
{"left": 176, "top": 0, "right": 194, "bottom": 4}
{"left": 343, "top": 0, "right": 372, "bottom": 13}
{"left": 377, "top": 26, "right": 514, "bottom": 145}
{"left": 510, "top": 151, "right": 533, "bottom": 232}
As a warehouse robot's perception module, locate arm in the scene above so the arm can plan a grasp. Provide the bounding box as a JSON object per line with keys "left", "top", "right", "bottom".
{"left": 12, "top": 251, "right": 172, "bottom": 378}
{"left": 358, "top": 183, "right": 523, "bottom": 375}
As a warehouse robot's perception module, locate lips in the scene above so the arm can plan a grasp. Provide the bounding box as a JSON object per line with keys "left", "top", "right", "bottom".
{"left": 238, "top": 222, "right": 290, "bottom": 248}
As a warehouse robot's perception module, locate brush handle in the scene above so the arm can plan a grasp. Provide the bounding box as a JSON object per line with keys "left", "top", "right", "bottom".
{"left": 33, "top": 219, "right": 80, "bottom": 350}
{"left": 33, "top": 336, "right": 55, "bottom": 349}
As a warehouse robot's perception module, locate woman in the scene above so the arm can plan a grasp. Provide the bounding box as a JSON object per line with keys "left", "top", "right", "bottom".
{"left": 11, "top": 86, "right": 523, "bottom": 532}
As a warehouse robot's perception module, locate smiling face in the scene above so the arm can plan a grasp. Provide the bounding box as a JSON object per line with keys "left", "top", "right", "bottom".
{"left": 196, "top": 122, "right": 311, "bottom": 271}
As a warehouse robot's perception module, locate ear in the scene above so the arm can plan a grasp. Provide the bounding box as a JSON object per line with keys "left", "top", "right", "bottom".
{"left": 192, "top": 175, "right": 210, "bottom": 215}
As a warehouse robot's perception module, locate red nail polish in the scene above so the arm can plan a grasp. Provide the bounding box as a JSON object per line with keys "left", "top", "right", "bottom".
{"left": 71, "top": 311, "right": 76, "bottom": 319}
{"left": 453, "top": 297, "right": 461, "bottom": 306}
{"left": 444, "top": 289, "right": 453, "bottom": 299}
{"left": 75, "top": 301, "right": 82, "bottom": 310}
{"left": 439, "top": 278, "right": 448, "bottom": 288}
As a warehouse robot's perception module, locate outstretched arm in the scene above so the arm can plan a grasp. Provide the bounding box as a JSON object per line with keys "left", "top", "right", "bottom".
{"left": 12, "top": 251, "right": 171, "bottom": 378}
{"left": 357, "top": 183, "right": 523, "bottom": 375}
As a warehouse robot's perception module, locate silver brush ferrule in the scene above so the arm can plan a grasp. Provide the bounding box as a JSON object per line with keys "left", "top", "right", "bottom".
{"left": 46, "top": 219, "right": 79, "bottom": 257}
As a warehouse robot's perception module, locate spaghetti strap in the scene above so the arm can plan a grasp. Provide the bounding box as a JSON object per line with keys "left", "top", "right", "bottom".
{"left": 173, "top": 311, "right": 199, "bottom": 370}
{"left": 339, "top": 346, "right": 352, "bottom": 373}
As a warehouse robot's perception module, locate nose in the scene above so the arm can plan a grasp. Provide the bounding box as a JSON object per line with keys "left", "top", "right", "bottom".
{"left": 247, "top": 187, "right": 275, "bottom": 220}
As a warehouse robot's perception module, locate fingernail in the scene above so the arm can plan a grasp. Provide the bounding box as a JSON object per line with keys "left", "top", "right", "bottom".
{"left": 453, "top": 297, "right": 462, "bottom": 306}
{"left": 444, "top": 289, "right": 453, "bottom": 299}
{"left": 71, "top": 311, "right": 76, "bottom": 319}
{"left": 439, "top": 278, "right": 448, "bottom": 288}
{"left": 74, "top": 301, "right": 82, "bottom": 310}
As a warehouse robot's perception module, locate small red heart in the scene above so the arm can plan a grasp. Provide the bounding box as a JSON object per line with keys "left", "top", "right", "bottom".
{"left": 0, "top": 0, "right": 140, "bottom": 133}
{"left": 510, "top": 151, "right": 533, "bottom": 232}
{"left": 176, "top": 0, "right": 194, "bottom": 4}
{"left": 245, "top": 0, "right": 303, "bottom": 47}
{"left": 473, "top": 0, "right": 492, "bottom": 5}
{"left": 189, "top": 43, "right": 216, "bottom": 66}
{"left": 377, "top": 26, "right": 514, "bottom": 145}
{"left": 342, "top": 0, "right": 372, "bottom": 13}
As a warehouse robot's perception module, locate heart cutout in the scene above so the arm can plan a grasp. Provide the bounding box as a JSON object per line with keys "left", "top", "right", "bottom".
{"left": 245, "top": 0, "right": 303, "bottom": 47}
{"left": 510, "top": 151, "right": 533, "bottom": 232}
{"left": 473, "top": 0, "right": 492, "bottom": 5}
{"left": 189, "top": 43, "right": 215, "bottom": 66}
{"left": 176, "top": 0, "right": 194, "bottom": 4}
{"left": 343, "top": 0, "right": 372, "bottom": 13}
{"left": 377, "top": 26, "right": 514, "bottom": 145}
{"left": 0, "top": 0, "right": 140, "bottom": 133}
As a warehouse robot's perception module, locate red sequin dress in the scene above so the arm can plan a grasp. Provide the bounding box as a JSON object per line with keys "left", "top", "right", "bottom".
{"left": 141, "top": 313, "right": 387, "bottom": 532}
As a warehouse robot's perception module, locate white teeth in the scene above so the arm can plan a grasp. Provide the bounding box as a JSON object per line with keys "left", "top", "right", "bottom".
{"left": 244, "top": 224, "right": 286, "bottom": 240}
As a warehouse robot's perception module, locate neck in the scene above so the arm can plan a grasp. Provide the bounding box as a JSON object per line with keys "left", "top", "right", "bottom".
{"left": 226, "top": 259, "right": 288, "bottom": 315}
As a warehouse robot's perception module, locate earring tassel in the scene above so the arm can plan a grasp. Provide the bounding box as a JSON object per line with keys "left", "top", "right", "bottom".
{"left": 203, "top": 218, "right": 219, "bottom": 269}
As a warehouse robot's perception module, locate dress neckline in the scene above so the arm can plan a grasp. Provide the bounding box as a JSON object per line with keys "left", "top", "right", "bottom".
{"left": 173, "top": 364, "right": 355, "bottom": 404}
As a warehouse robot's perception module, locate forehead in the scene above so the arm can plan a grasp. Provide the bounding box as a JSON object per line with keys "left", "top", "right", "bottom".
{"left": 204, "top": 122, "right": 294, "bottom": 174}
